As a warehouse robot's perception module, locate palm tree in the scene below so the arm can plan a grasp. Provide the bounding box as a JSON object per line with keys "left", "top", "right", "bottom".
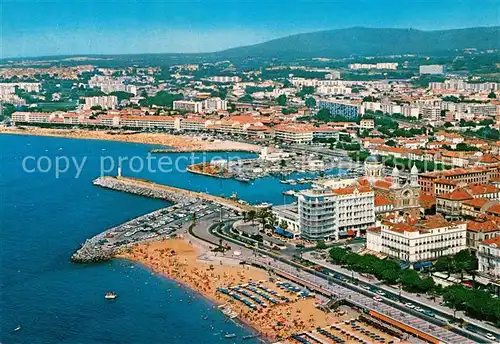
{"left": 247, "top": 210, "right": 256, "bottom": 224}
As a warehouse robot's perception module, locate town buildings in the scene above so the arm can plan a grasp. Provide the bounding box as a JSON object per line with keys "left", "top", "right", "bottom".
{"left": 366, "top": 215, "right": 467, "bottom": 262}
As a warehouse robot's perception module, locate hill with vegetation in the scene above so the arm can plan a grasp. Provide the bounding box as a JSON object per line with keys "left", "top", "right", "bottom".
{"left": 217, "top": 26, "right": 500, "bottom": 58}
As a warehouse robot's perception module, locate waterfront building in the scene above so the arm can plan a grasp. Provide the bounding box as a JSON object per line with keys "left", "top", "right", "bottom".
{"left": 318, "top": 100, "right": 360, "bottom": 120}
{"left": 119, "top": 115, "right": 180, "bottom": 130}
{"left": 366, "top": 215, "right": 466, "bottom": 262}
{"left": 297, "top": 184, "right": 375, "bottom": 241}
{"left": 274, "top": 124, "right": 314, "bottom": 143}
{"left": 272, "top": 204, "right": 301, "bottom": 239}
{"left": 11, "top": 111, "right": 53, "bottom": 123}
{"left": 478, "top": 236, "right": 500, "bottom": 278}
{"left": 83, "top": 96, "right": 118, "bottom": 110}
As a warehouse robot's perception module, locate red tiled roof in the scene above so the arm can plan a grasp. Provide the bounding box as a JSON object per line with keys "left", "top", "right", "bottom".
{"left": 467, "top": 183, "right": 500, "bottom": 195}
{"left": 467, "top": 219, "right": 500, "bottom": 233}
{"left": 419, "top": 193, "right": 436, "bottom": 209}
{"left": 487, "top": 204, "right": 500, "bottom": 215}
{"left": 374, "top": 180, "right": 393, "bottom": 189}
{"left": 463, "top": 198, "right": 490, "bottom": 209}
{"left": 482, "top": 236, "right": 500, "bottom": 247}
{"left": 374, "top": 194, "right": 393, "bottom": 207}
{"left": 437, "top": 189, "right": 473, "bottom": 201}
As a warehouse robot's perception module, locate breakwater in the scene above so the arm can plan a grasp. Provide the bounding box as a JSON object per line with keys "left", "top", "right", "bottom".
{"left": 92, "top": 176, "right": 253, "bottom": 212}
{"left": 72, "top": 176, "right": 254, "bottom": 263}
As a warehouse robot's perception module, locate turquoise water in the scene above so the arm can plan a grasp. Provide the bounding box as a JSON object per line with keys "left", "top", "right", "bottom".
{"left": 0, "top": 134, "right": 343, "bottom": 343}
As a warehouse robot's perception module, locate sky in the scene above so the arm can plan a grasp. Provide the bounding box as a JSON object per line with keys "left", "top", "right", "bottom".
{"left": 2, "top": 0, "right": 499, "bottom": 58}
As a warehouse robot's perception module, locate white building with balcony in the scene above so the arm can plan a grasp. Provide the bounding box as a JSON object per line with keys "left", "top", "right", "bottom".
{"left": 297, "top": 185, "right": 375, "bottom": 241}
{"left": 478, "top": 236, "right": 500, "bottom": 278}
{"left": 367, "top": 216, "right": 466, "bottom": 262}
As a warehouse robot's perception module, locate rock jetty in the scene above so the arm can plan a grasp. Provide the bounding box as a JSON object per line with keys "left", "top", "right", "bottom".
{"left": 71, "top": 239, "right": 115, "bottom": 263}
{"left": 92, "top": 176, "right": 198, "bottom": 204}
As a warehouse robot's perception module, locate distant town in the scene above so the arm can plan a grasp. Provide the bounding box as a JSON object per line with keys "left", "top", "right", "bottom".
{"left": 1, "top": 45, "right": 500, "bottom": 342}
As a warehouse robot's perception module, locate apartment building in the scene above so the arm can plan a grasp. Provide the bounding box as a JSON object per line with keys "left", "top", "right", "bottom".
{"left": 478, "top": 236, "right": 500, "bottom": 278}
{"left": 173, "top": 100, "right": 203, "bottom": 113}
{"left": 419, "top": 166, "right": 492, "bottom": 195}
{"left": 120, "top": 115, "right": 180, "bottom": 130}
{"left": 419, "top": 106, "right": 441, "bottom": 122}
{"left": 466, "top": 217, "right": 500, "bottom": 249}
{"left": 431, "top": 79, "right": 498, "bottom": 92}
{"left": 0, "top": 82, "right": 41, "bottom": 95}
{"left": 204, "top": 97, "right": 227, "bottom": 111}
{"left": 367, "top": 216, "right": 466, "bottom": 262}
{"left": 318, "top": 100, "right": 360, "bottom": 120}
{"left": 348, "top": 63, "right": 398, "bottom": 70}
{"left": 83, "top": 95, "right": 118, "bottom": 110}
{"left": 360, "top": 118, "right": 375, "bottom": 129}
{"left": 208, "top": 76, "right": 241, "bottom": 83}
{"left": 274, "top": 124, "right": 314, "bottom": 143}
{"left": 419, "top": 65, "right": 446, "bottom": 75}
{"left": 11, "top": 111, "right": 53, "bottom": 123}
{"left": 297, "top": 185, "right": 375, "bottom": 241}
{"left": 272, "top": 204, "right": 301, "bottom": 239}
{"left": 180, "top": 118, "right": 210, "bottom": 131}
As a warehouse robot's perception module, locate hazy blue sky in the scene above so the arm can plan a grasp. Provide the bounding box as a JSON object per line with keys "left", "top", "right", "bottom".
{"left": 2, "top": 0, "right": 499, "bottom": 58}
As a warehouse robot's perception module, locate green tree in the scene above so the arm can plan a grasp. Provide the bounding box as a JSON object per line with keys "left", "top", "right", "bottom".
{"left": 315, "top": 241, "right": 327, "bottom": 250}
{"left": 277, "top": 94, "right": 287, "bottom": 106}
{"left": 247, "top": 210, "right": 256, "bottom": 224}
{"left": 488, "top": 91, "right": 496, "bottom": 99}
{"left": 305, "top": 97, "right": 316, "bottom": 108}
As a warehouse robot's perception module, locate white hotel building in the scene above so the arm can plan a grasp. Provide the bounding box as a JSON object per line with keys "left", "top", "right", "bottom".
{"left": 297, "top": 185, "right": 375, "bottom": 241}
{"left": 367, "top": 216, "right": 467, "bottom": 262}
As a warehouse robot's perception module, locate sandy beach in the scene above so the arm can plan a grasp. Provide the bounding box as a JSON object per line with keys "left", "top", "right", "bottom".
{"left": 117, "top": 239, "right": 354, "bottom": 342}
{"left": 0, "top": 127, "right": 261, "bottom": 153}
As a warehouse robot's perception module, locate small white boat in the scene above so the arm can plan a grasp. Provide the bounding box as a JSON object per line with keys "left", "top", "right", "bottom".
{"left": 225, "top": 333, "right": 236, "bottom": 339}
{"left": 105, "top": 292, "right": 117, "bottom": 299}
{"left": 13, "top": 325, "right": 21, "bottom": 332}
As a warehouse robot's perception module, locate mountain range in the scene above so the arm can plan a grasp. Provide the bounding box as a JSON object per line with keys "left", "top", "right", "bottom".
{"left": 217, "top": 26, "right": 500, "bottom": 58}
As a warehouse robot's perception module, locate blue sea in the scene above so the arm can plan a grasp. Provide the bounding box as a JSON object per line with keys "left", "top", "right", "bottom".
{"left": 0, "top": 134, "right": 342, "bottom": 344}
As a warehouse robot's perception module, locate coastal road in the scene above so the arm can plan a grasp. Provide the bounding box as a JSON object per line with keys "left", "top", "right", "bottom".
{"left": 304, "top": 253, "right": 500, "bottom": 339}
{"left": 189, "top": 220, "right": 485, "bottom": 344}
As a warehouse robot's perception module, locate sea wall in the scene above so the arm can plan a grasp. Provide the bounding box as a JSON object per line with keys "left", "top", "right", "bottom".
{"left": 92, "top": 176, "right": 198, "bottom": 204}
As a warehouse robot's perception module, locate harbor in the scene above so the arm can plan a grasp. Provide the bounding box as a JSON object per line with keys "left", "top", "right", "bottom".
{"left": 71, "top": 175, "right": 254, "bottom": 263}
{"left": 185, "top": 147, "right": 359, "bottom": 183}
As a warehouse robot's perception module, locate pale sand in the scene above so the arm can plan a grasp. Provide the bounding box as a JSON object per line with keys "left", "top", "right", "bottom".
{"left": 117, "top": 239, "right": 352, "bottom": 342}
{"left": 0, "top": 127, "right": 261, "bottom": 152}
